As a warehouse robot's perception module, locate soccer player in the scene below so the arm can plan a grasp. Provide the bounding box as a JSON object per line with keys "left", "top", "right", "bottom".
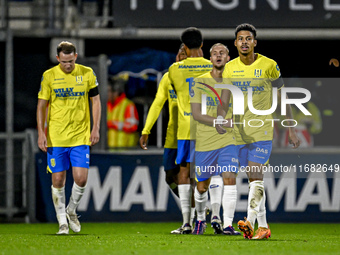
{"left": 190, "top": 43, "right": 240, "bottom": 235}
{"left": 140, "top": 45, "right": 197, "bottom": 233}
{"left": 219, "top": 23, "right": 300, "bottom": 239}
{"left": 168, "top": 27, "right": 212, "bottom": 234}
{"left": 140, "top": 44, "right": 186, "bottom": 199}
{"left": 36, "top": 41, "right": 101, "bottom": 234}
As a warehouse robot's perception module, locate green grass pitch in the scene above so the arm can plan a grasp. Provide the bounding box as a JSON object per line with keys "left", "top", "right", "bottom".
{"left": 0, "top": 222, "right": 339, "bottom": 255}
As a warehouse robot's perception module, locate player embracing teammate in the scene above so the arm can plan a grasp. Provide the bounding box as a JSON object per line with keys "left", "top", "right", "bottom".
{"left": 218, "top": 23, "right": 300, "bottom": 239}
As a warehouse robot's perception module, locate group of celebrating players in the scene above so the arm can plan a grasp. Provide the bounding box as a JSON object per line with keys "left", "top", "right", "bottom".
{"left": 37, "top": 22, "right": 300, "bottom": 238}
{"left": 140, "top": 23, "right": 301, "bottom": 239}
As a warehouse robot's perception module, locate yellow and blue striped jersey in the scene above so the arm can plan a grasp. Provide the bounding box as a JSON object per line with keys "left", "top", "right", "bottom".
{"left": 38, "top": 63, "right": 99, "bottom": 147}
{"left": 142, "top": 72, "right": 178, "bottom": 149}
{"left": 168, "top": 57, "right": 212, "bottom": 140}
{"left": 223, "top": 54, "right": 283, "bottom": 145}
{"left": 190, "top": 72, "right": 235, "bottom": 152}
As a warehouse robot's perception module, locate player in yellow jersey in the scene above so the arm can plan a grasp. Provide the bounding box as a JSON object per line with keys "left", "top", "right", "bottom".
{"left": 168, "top": 27, "right": 212, "bottom": 234}
{"left": 37, "top": 41, "right": 101, "bottom": 235}
{"left": 140, "top": 45, "right": 198, "bottom": 233}
{"left": 140, "top": 44, "right": 186, "bottom": 198}
{"left": 219, "top": 24, "right": 300, "bottom": 240}
{"left": 190, "top": 43, "right": 240, "bottom": 235}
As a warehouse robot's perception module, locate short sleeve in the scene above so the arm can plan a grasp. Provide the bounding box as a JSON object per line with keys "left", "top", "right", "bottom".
{"left": 38, "top": 73, "right": 51, "bottom": 100}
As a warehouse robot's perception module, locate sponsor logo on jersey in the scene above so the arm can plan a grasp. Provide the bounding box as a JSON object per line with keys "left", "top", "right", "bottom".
{"left": 206, "top": 96, "right": 219, "bottom": 106}
{"left": 232, "top": 157, "right": 238, "bottom": 163}
{"left": 256, "top": 147, "right": 269, "bottom": 154}
{"left": 169, "top": 89, "right": 177, "bottom": 99}
{"left": 178, "top": 64, "right": 212, "bottom": 69}
{"left": 54, "top": 87, "right": 85, "bottom": 98}
{"left": 184, "top": 111, "right": 192, "bottom": 116}
{"left": 232, "top": 81, "right": 264, "bottom": 92}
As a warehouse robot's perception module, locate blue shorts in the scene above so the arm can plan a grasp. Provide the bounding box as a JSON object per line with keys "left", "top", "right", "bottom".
{"left": 237, "top": 140, "right": 272, "bottom": 168}
{"left": 176, "top": 140, "right": 195, "bottom": 164}
{"left": 195, "top": 145, "right": 238, "bottom": 182}
{"left": 163, "top": 148, "right": 178, "bottom": 171}
{"left": 47, "top": 145, "right": 90, "bottom": 173}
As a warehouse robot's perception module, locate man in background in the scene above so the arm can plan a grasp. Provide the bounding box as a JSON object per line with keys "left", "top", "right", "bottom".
{"left": 107, "top": 78, "right": 139, "bottom": 148}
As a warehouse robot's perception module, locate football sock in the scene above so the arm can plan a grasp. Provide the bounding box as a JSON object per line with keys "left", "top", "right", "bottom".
{"left": 222, "top": 185, "right": 237, "bottom": 228}
{"left": 247, "top": 180, "right": 264, "bottom": 229}
{"left": 51, "top": 185, "right": 67, "bottom": 225}
{"left": 209, "top": 175, "right": 223, "bottom": 218}
{"left": 67, "top": 182, "right": 86, "bottom": 215}
{"left": 178, "top": 184, "right": 192, "bottom": 225}
{"left": 257, "top": 188, "right": 268, "bottom": 228}
{"left": 194, "top": 187, "right": 208, "bottom": 221}
{"left": 190, "top": 207, "right": 195, "bottom": 227}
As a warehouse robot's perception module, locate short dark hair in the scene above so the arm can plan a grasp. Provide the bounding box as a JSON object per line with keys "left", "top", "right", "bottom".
{"left": 57, "top": 41, "right": 76, "bottom": 56}
{"left": 181, "top": 27, "right": 203, "bottom": 49}
{"left": 235, "top": 23, "right": 257, "bottom": 39}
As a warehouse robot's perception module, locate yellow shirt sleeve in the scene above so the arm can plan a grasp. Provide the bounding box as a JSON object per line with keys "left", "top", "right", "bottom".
{"left": 38, "top": 72, "right": 52, "bottom": 101}
{"left": 142, "top": 73, "right": 169, "bottom": 135}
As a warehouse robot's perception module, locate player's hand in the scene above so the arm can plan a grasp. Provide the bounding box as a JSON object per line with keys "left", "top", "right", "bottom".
{"left": 223, "top": 118, "right": 233, "bottom": 128}
{"left": 329, "top": 58, "right": 339, "bottom": 67}
{"left": 215, "top": 124, "right": 227, "bottom": 134}
{"left": 38, "top": 133, "right": 48, "bottom": 153}
{"left": 288, "top": 129, "right": 301, "bottom": 149}
{"left": 90, "top": 129, "right": 100, "bottom": 146}
{"left": 140, "top": 134, "right": 148, "bottom": 150}
{"left": 215, "top": 118, "right": 233, "bottom": 134}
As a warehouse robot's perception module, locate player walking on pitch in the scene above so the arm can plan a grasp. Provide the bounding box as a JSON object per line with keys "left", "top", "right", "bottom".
{"left": 37, "top": 41, "right": 101, "bottom": 234}
{"left": 219, "top": 24, "right": 300, "bottom": 239}
{"left": 168, "top": 27, "right": 212, "bottom": 234}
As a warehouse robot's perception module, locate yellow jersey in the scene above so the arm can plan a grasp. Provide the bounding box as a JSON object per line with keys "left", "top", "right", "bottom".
{"left": 38, "top": 63, "right": 99, "bottom": 147}
{"left": 190, "top": 72, "right": 235, "bottom": 151}
{"left": 142, "top": 72, "right": 178, "bottom": 149}
{"left": 168, "top": 57, "right": 212, "bottom": 140}
{"left": 223, "top": 54, "right": 283, "bottom": 145}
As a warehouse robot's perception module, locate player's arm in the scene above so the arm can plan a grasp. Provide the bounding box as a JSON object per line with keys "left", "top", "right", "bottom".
{"left": 216, "top": 89, "right": 232, "bottom": 134}
{"left": 217, "top": 88, "right": 231, "bottom": 118}
{"left": 90, "top": 93, "right": 101, "bottom": 146}
{"left": 277, "top": 87, "right": 300, "bottom": 149}
{"left": 37, "top": 99, "right": 48, "bottom": 152}
{"left": 271, "top": 62, "right": 300, "bottom": 149}
{"left": 191, "top": 102, "right": 216, "bottom": 126}
{"left": 140, "top": 75, "right": 168, "bottom": 150}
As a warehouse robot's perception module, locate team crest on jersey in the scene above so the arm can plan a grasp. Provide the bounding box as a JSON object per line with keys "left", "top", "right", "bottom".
{"left": 254, "top": 69, "right": 262, "bottom": 78}
{"left": 50, "top": 158, "right": 56, "bottom": 167}
{"left": 76, "top": 76, "right": 83, "bottom": 84}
